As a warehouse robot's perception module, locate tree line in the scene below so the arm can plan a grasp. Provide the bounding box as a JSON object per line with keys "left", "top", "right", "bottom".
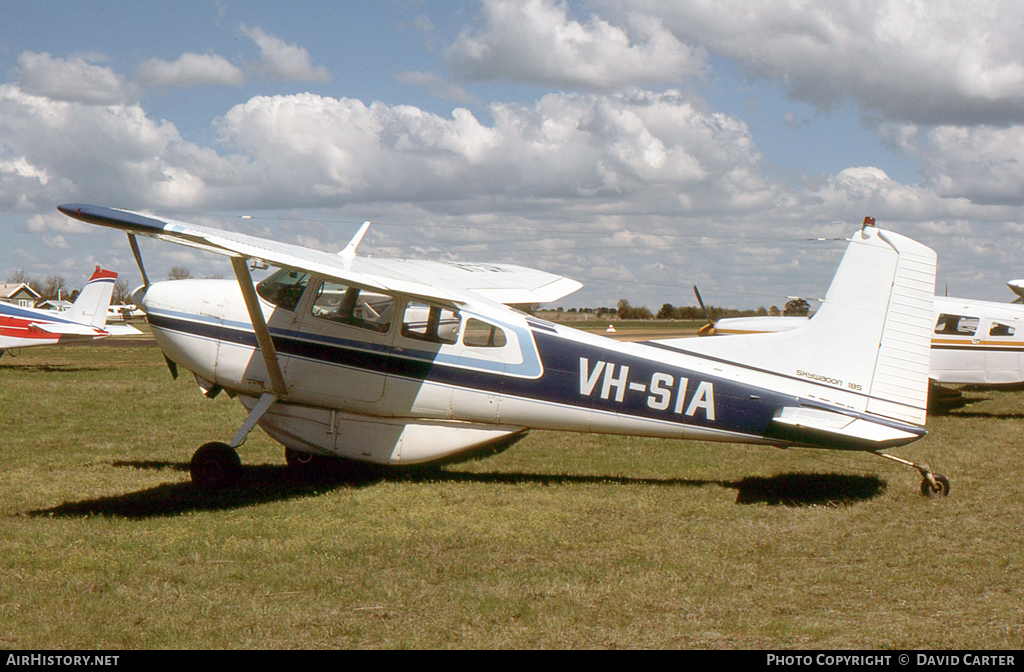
{"left": 6, "top": 270, "right": 133, "bottom": 305}
{"left": 6, "top": 265, "right": 200, "bottom": 307}
{"left": 550, "top": 297, "right": 812, "bottom": 320}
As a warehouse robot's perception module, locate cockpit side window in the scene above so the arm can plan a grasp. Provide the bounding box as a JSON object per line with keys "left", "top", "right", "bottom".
{"left": 463, "top": 318, "right": 508, "bottom": 348}
{"left": 990, "top": 322, "right": 1016, "bottom": 337}
{"left": 934, "top": 314, "right": 979, "bottom": 336}
{"left": 256, "top": 269, "right": 311, "bottom": 312}
{"left": 401, "top": 301, "right": 459, "bottom": 344}
{"left": 310, "top": 281, "right": 394, "bottom": 333}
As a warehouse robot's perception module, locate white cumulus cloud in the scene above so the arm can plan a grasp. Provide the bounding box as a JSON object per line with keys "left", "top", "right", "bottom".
{"left": 445, "top": 0, "right": 703, "bottom": 89}
{"left": 242, "top": 25, "right": 332, "bottom": 83}
{"left": 919, "top": 125, "right": 1024, "bottom": 205}
{"left": 0, "top": 83, "right": 229, "bottom": 210}
{"left": 16, "top": 52, "right": 135, "bottom": 104}
{"left": 619, "top": 0, "right": 1024, "bottom": 124}
{"left": 211, "top": 89, "right": 769, "bottom": 214}
{"left": 135, "top": 52, "right": 245, "bottom": 88}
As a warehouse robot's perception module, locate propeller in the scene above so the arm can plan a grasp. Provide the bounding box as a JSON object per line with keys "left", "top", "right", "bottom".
{"left": 694, "top": 285, "right": 716, "bottom": 336}
{"left": 127, "top": 233, "right": 150, "bottom": 289}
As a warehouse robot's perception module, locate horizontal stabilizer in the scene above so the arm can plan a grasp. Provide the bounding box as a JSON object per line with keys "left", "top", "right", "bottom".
{"left": 28, "top": 322, "right": 103, "bottom": 335}
{"left": 104, "top": 324, "right": 143, "bottom": 335}
{"left": 769, "top": 406, "right": 923, "bottom": 450}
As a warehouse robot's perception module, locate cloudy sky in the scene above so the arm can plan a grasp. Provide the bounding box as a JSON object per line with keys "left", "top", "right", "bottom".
{"left": 3, "top": 0, "right": 1024, "bottom": 311}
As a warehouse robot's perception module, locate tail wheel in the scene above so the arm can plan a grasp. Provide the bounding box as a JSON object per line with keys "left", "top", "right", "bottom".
{"left": 190, "top": 442, "right": 242, "bottom": 489}
{"left": 921, "top": 473, "right": 950, "bottom": 497}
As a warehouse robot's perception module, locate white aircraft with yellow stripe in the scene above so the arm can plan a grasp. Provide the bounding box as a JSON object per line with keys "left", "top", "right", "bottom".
{"left": 58, "top": 204, "right": 949, "bottom": 496}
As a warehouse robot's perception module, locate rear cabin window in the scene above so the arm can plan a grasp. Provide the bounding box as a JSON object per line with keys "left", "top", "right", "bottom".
{"left": 256, "top": 269, "right": 311, "bottom": 311}
{"left": 401, "top": 302, "right": 459, "bottom": 344}
{"left": 934, "top": 314, "right": 979, "bottom": 336}
{"left": 463, "top": 318, "right": 508, "bottom": 348}
{"left": 310, "top": 281, "right": 394, "bottom": 333}
{"left": 990, "top": 322, "right": 1016, "bottom": 337}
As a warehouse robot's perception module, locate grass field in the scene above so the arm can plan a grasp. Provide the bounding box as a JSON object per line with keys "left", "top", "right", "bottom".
{"left": 1, "top": 345, "right": 1022, "bottom": 649}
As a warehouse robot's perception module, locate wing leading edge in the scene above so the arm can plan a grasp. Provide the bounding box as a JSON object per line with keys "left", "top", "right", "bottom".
{"left": 57, "top": 204, "right": 581, "bottom": 306}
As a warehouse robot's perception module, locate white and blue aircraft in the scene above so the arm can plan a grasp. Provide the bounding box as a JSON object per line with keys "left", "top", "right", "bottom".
{"left": 58, "top": 205, "right": 948, "bottom": 496}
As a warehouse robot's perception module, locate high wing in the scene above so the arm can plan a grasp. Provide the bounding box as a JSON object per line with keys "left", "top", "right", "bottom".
{"left": 57, "top": 204, "right": 581, "bottom": 307}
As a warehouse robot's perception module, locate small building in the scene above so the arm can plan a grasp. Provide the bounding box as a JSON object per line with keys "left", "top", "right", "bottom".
{"left": 0, "top": 283, "right": 41, "bottom": 308}
{"left": 36, "top": 299, "right": 73, "bottom": 312}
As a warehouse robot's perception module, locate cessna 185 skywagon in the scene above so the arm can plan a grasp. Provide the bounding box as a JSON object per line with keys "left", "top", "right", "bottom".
{"left": 58, "top": 205, "right": 948, "bottom": 496}
{"left": 0, "top": 266, "right": 138, "bottom": 358}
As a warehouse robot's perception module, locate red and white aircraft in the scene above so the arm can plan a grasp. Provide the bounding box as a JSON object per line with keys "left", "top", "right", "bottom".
{"left": 0, "top": 267, "right": 137, "bottom": 357}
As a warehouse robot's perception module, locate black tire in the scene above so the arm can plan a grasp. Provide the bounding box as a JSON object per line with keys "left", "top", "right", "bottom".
{"left": 190, "top": 442, "right": 242, "bottom": 489}
{"left": 284, "top": 447, "right": 334, "bottom": 477}
{"left": 921, "top": 473, "right": 950, "bottom": 497}
{"left": 285, "top": 447, "right": 316, "bottom": 467}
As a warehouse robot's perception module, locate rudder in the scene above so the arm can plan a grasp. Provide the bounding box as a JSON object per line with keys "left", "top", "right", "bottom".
{"left": 67, "top": 267, "right": 118, "bottom": 329}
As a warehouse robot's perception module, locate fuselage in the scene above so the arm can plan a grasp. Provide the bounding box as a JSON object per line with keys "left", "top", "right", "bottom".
{"left": 140, "top": 272, "right": 925, "bottom": 465}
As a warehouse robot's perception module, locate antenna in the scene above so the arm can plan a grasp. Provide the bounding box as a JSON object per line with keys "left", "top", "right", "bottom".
{"left": 338, "top": 221, "right": 371, "bottom": 268}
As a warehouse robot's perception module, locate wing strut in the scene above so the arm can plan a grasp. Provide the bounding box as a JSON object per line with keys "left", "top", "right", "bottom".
{"left": 230, "top": 256, "right": 288, "bottom": 397}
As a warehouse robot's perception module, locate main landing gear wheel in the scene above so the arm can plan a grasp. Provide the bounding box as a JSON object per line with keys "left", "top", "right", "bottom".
{"left": 284, "top": 447, "right": 315, "bottom": 467}
{"left": 190, "top": 442, "right": 242, "bottom": 489}
{"left": 284, "top": 447, "right": 333, "bottom": 477}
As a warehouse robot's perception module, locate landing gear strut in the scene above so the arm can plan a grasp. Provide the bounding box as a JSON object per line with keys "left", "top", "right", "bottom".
{"left": 189, "top": 392, "right": 279, "bottom": 490}
{"left": 875, "top": 452, "right": 950, "bottom": 497}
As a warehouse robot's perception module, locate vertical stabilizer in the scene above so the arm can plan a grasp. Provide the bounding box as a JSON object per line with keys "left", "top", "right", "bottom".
{"left": 67, "top": 267, "right": 118, "bottom": 328}
{"left": 670, "top": 224, "right": 937, "bottom": 425}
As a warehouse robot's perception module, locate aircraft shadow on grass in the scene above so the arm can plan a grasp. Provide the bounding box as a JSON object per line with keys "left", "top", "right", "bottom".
{"left": 942, "top": 410, "right": 1024, "bottom": 420}
{"left": 26, "top": 462, "right": 885, "bottom": 519}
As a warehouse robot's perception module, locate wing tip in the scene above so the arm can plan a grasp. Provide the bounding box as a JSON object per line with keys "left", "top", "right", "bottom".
{"left": 58, "top": 203, "right": 167, "bottom": 234}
